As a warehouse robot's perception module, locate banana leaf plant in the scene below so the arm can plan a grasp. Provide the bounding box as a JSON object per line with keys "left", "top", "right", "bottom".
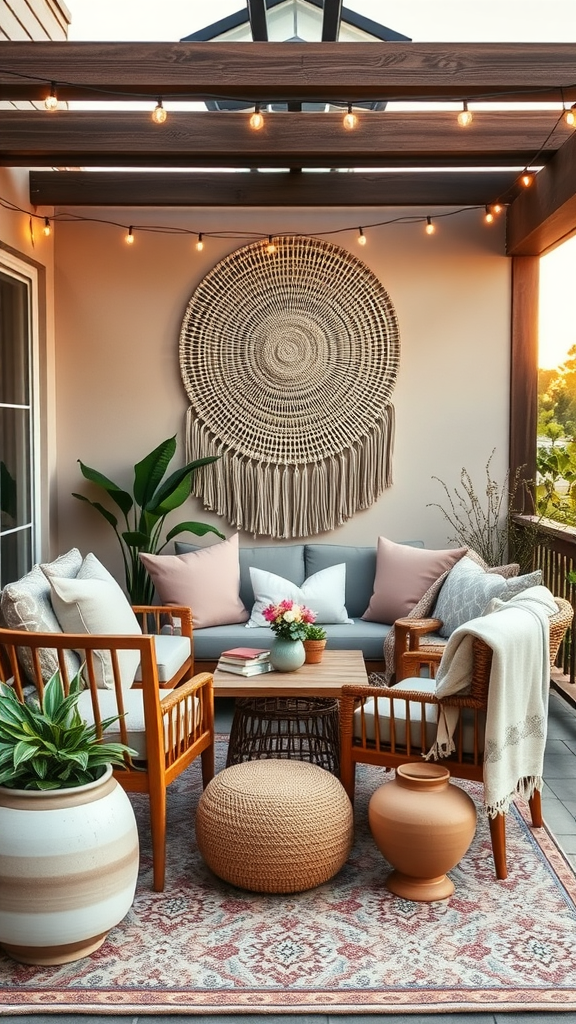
{"left": 72, "top": 436, "right": 224, "bottom": 604}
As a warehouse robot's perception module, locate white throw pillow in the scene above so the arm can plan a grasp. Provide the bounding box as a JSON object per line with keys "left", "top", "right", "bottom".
{"left": 44, "top": 553, "right": 142, "bottom": 690}
{"left": 247, "top": 563, "right": 352, "bottom": 627}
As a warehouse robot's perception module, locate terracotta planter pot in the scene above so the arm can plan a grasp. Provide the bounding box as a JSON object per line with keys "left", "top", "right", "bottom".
{"left": 368, "top": 762, "right": 477, "bottom": 902}
{"left": 303, "top": 639, "right": 327, "bottom": 664}
{"left": 0, "top": 766, "right": 139, "bottom": 965}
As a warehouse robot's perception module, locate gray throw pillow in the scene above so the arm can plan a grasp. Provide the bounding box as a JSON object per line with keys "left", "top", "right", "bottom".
{"left": 433, "top": 556, "right": 542, "bottom": 638}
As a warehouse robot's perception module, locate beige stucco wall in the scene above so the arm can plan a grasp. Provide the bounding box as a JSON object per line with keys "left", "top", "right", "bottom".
{"left": 53, "top": 205, "right": 510, "bottom": 581}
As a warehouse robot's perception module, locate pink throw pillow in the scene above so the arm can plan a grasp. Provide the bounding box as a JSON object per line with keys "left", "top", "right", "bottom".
{"left": 140, "top": 533, "right": 248, "bottom": 629}
{"left": 361, "top": 537, "right": 468, "bottom": 624}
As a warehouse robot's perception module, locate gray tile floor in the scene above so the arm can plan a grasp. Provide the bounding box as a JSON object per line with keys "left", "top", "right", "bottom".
{"left": 2, "top": 692, "right": 576, "bottom": 1024}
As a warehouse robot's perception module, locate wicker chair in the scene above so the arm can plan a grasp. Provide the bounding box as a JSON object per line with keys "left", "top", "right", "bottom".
{"left": 340, "top": 596, "right": 573, "bottom": 880}
{"left": 0, "top": 604, "right": 215, "bottom": 892}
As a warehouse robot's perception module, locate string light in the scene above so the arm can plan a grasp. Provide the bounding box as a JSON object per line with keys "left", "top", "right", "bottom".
{"left": 151, "top": 99, "right": 167, "bottom": 124}
{"left": 457, "top": 101, "right": 473, "bottom": 128}
{"left": 249, "top": 104, "right": 264, "bottom": 131}
{"left": 343, "top": 104, "right": 358, "bottom": 131}
{"left": 44, "top": 82, "right": 58, "bottom": 111}
{"left": 484, "top": 206, "right": 494, "bottom": 224}
{"left": 357, "top": 227, "right": 367, "bottom": 246}
{"left": 195, "top": 233, "right": 204, "bottom": 252}
{"left": 425, "top": 216, "right": 435, "bottom": 235}
{"left": 125, "top": 225, "right": 135, "bottom": 244}
{"left": 42, "top": 218, "right": 51, "bottom": 237}
{"left": 492, "top": 203, "right": 503, "bottom": 214}
{"left": 266, "top": 235, "right": 277, "bottom": 254}
{"left": 565, "top": 103, "right": 576, "bottom": 127}
{"left": 520, "top": 172, "right": 534, "bottom": 187}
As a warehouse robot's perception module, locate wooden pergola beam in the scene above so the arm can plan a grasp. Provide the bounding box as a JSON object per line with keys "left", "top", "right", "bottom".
{"left": 506, "top": 130, "right": 576, "bottom": 255}
{"left": 0, "top": 110, "right": 566, "bottom": 168}
{"left": 29, "top": 169, "right": 518, "bottom": 207}
{"left": 0, "top": 41, "right": 574, "bottom": 103}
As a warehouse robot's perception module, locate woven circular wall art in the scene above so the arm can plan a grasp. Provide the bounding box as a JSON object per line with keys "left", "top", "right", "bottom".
{"left": 180, "top": 234, "right": 400, "bottom": 538}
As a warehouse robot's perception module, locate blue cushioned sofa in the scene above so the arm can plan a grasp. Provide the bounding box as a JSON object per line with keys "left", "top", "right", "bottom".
{"left": 175, "top": 540, "right": 424, "bottom": 673}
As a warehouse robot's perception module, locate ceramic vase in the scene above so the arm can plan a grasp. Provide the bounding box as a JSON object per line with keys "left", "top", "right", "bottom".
{"left": 0, "top": 765, "right": 139, "bottom": 965}
{"left": 303, "top": 639, "right": 327, "bottom": 664}
{"left": 368, "top": 762, "right": 477, "bottom": 902}
{"left": 269, "top": 637, "right": 306, "bottom": 672}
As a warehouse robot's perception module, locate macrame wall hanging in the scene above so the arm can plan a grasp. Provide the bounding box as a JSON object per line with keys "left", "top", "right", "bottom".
{"left": 179, "top": 234, "right": 400, "bottom": 538}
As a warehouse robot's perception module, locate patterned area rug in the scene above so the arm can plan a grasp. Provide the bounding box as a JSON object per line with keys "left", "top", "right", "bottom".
{"left": 2, "top": 739, "right": 576, "bottom": 1015}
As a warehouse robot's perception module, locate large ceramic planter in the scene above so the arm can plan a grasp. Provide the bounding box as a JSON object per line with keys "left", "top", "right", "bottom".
{"left": 303, "top": 639, "right": 327, "bottom": 664}
{"left": 269, "top": 638, "right": 306, "bottom": 672}
{"left": 368, "top": 762, "right": 477, "bottom": 902}
{"left": 0, "top": 765, "right": 139, "bottom": 965}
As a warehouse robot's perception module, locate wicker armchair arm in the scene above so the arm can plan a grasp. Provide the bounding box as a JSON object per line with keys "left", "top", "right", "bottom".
{"left": 394, "top": 616, "right": 443, "bottom": 681}
{"left": 159, "top": 671, "right": 212, "bottom": 713}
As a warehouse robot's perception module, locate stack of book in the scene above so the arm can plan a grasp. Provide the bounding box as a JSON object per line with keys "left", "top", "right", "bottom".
{"left": 216, "top": 647, "right": 273, "bottom": 676}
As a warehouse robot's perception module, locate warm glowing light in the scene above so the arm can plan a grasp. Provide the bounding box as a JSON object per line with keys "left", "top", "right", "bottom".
{"left": 196, "top": 233, "right": 204, "bottom": 252}
{"left": 343, "top": 104, "right": 358, "bottom": 131}
{"left": 44, "top": 83, "right": 58, "bottom": 111}
{"left": 43, "top": 218, "right": 51, "bottom": 237}
{"left": 566, "top": 104, "right": 576, "bottom": 127}
{"left": 521, "top": 172, "right": 534, "bottom": 187}
{"left": 484, "top": 206, "right": 494, "bottom": 224}
{"left": 249, "top": 105, "right": 264, "bottom": 131}
{"left": 125, "top": 226, "right": 135, "bottom": 245}
{"left": 425, "top": 216, "right": 435, "bottom": 235}
{"left": 357, "top": 227, "right": 367, "bottom": 246}
{"left": 492, "top": 203, "right": 503, "bottom": 214}
{"left": 266, "top": 235, "right": 276, "bottom": 254}
{"left": 152, "top": 99, "right": 167, "bottom": 124}
{"left": 457, "top": 102, "right": 473, "bottom": 127}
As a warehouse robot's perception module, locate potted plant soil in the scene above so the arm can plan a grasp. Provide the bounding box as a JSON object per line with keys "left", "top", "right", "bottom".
{"left": 0, "top": 671, "right": 139, "bottom": 966}
{"left": 303, "top": 623, "right": 328, "bottom": 664}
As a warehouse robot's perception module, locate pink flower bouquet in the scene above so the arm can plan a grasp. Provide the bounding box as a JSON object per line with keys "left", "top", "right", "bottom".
{"left": 262, "top": 600, "right": 316, "bottom": 641}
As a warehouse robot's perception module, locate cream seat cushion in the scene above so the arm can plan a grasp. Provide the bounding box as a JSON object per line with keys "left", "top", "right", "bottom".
{"left": 133, "top": 633, "right": 191, "bottom": 684}
{"left": 77, "top": 687, "right": 199, "bottom": 760}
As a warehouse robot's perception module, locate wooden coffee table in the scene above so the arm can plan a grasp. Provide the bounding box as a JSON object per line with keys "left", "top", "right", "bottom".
{"left": 213, "top": 648, "right": 368, "bottom": 698}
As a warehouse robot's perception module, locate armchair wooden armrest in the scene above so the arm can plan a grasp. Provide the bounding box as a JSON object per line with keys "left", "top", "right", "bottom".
{"left": 132, "top": 604, "right": 193, "bottom": 640}
{"left": 394, "top": 616, "right": 443, "bottom": 681}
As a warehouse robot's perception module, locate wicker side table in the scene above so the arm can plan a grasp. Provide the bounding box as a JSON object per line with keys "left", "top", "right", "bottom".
{"left": 226, "top": 696, "right": 340, "bottom": 774}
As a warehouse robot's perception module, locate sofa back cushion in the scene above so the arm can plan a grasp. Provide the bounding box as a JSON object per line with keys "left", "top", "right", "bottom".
{"left": 362, "top": 537, "right": 468, "bottom": 623}
{"left": 304, "top": 542, "right": 425, "bottom": 619}
{"left": 175, "top": 541, "right": 305, "bottom": 615}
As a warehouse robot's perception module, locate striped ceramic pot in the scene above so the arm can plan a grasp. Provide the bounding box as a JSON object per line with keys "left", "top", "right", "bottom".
{"left": 0, "top": 766, "right": 139, "bottom": 965}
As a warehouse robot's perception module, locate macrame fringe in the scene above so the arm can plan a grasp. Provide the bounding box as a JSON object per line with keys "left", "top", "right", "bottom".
{"left": 185, "top": 405, "right": 395, "bottom": 539}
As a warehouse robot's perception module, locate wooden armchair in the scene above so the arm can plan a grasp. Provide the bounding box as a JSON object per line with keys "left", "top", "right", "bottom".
{"left": 340, "top": 596, "right": 573, "bottom": 880}
{"left": 0, "top": 603, "right": 214, "bottom": 893}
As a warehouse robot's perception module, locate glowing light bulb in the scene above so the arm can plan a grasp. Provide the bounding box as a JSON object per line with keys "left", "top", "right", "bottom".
{"left": 492, "top": 203, "right": 503, "bottom": 214}
{"left": 125, "top": 226, "right": 135, "bottom": 245}
{"left": 249, "top": 105, "right": 264, "bottom": 131}
{"left": 484, "top": 206, "right": 494, "bottom": 224}
{"left": 425, "top": 216, "right": 435, "bottom": 235}
{"left": 266, "top": 235, "right": 276, "bottom": 254}
{"left": 357, "top": 227, "right": 367, "bottom": 246}
{"left": 43, "top": 218, "right": 51, "bottom": 237}
{"left": 44, "top": 83, "right": 58, "bottom": 111}
{"left": 343, "top": 104, "right": 358, "bottom": 131}
{"left": 457, "top": 102, "right": 473, "bottom": 127}
{"left": 196, "top": 233, "right": 204, "bottom": 252}
{"left": 521, "top": 172, "right": 534, "bottom": 188}
{"left": 565, "top": 104, "right": 576, "bottom": 127}
{"left": 152, "top": 99, "right": 167, "bottom": 124}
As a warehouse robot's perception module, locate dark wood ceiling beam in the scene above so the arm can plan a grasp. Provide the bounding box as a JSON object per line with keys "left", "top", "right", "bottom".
{"left": 0, "top": 110, "right": 566, "bottom": 168}
{"left": 247, "top": 0, "right": 268, "bottom": 41}
{"left": 506, "top": 130, "right": 576, "bottom": 255}
{"left": 322, "top": 0, "right": 343, "bottom": 41}
{"left": 0, "top": 42, "right": 574, "bottom": 103}
{"left": 29, "top": 169, "right": 518, "bottom": 207}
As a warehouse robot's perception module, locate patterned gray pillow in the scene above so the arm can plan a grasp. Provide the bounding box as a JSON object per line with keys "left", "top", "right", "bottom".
{"left": 0, "top": 549, "right": 83, "bottom": 682}
{"left": 433, "top": 556, "right": 542, "bottom": 638}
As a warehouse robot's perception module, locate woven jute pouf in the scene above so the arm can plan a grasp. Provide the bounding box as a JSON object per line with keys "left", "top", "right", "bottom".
{"left": 195, "top": 759, "right": 354, "bottom": 893}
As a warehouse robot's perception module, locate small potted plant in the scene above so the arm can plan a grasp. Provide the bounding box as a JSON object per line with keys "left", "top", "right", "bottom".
{"left": 0, "top": 671, "right": 139, "bottom": 965}
{"left": 262, "top": 599, "right": 316, "bottom": 672}
{"left": 303, "top": 623, "right": 328, "bottom": 664}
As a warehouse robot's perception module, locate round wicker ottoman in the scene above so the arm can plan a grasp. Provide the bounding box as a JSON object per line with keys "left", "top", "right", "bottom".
{"left": 196, "top": 759, "right": 354, "bottom": 893}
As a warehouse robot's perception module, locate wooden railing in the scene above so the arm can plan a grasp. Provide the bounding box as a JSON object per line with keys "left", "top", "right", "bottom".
{"left": 512, "top": 514, "right": 576, "bottom": 692}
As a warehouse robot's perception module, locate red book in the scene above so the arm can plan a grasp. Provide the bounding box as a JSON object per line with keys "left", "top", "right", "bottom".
{"left": 220, "top": 647, "right": 270, "bottom": 662}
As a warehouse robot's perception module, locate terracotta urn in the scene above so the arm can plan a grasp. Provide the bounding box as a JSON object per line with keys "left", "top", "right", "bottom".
{"left": 269, "top": 637, "right": 306, "bottom": 672}
{"left": 303, "top": 639, "right": 327, "bottom": 664}
{"left": 368, "top": 762, "right": 477, "bottom": 902}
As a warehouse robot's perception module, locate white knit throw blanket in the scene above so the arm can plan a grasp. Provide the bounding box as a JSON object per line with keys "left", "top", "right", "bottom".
{"left": 427, "top": 585, "right": 557, "bottom": 817}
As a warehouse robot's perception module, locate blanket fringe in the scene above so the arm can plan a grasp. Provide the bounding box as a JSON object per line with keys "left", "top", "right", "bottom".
{"left": 486, "top": 776, "right": 543, "bottom": 819}
{"left": 185, "top": 404, "right": 395, "bottom": 538}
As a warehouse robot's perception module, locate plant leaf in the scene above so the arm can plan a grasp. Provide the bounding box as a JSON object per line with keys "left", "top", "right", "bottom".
{"left": 165, "top": 521, "right": 226, "bottom": 542}
{"left": 148, "top": 456, "right": 220, "bottom": 513}
{"left": 133, "top": 437, "right": 176, "bottom": 509}
{"left": 72, "top": 493, "right": 119, "bottom": 531}
{"left": 76, "top": 461, "right": 133, "bottom": 517}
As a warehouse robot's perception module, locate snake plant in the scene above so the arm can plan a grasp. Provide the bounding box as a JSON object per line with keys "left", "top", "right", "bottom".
{"left": 72, "top": 435, "right": 225, "bottom": 604}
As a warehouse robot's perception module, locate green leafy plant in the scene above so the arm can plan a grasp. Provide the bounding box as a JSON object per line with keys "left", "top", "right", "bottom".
{"left": 303, "top": 623, "right": 327, "bottom": 641}
{"left": 73, "top": 435, "right": 225, "bottom": 604}
{"left": 0, "top": 672, "right": 136, "bottom": 791}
